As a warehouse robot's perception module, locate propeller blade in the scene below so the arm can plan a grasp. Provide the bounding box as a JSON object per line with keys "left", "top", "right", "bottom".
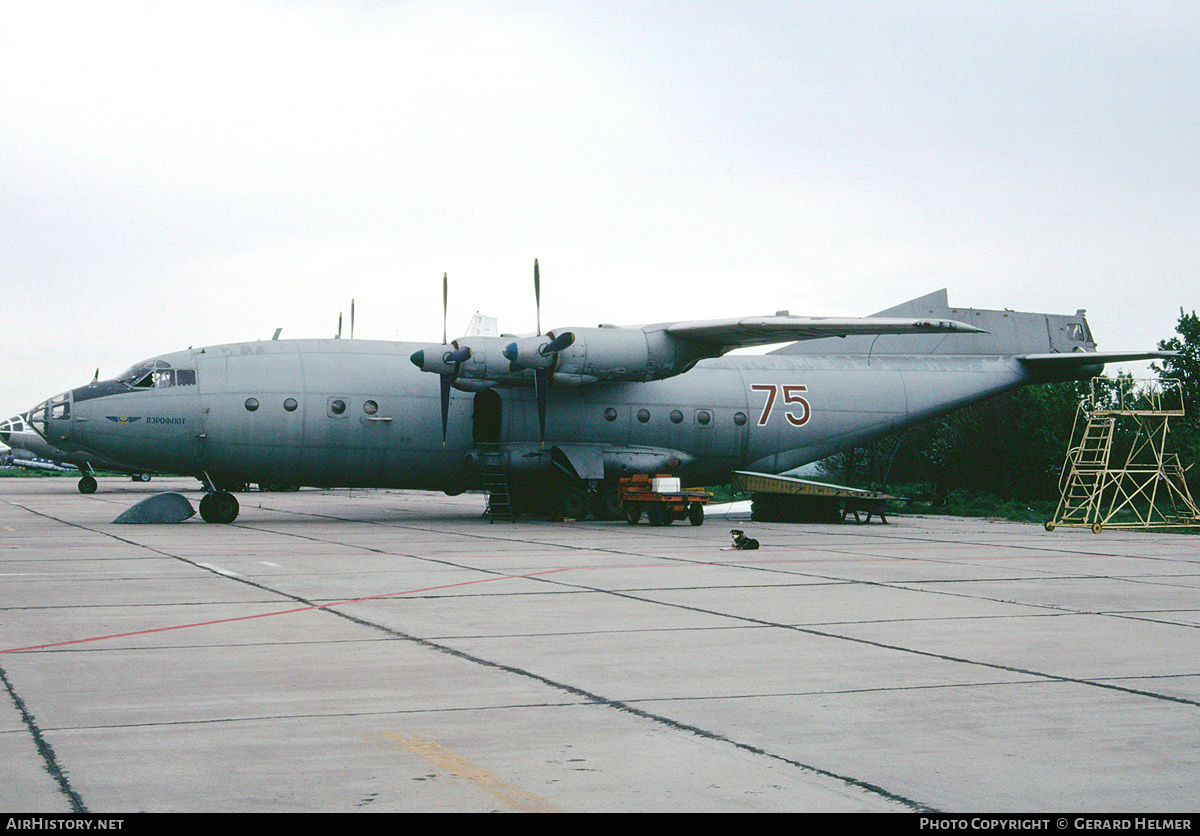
{"left": 534, "top": 258, "right": 541, "bottom": 336}
{"left": 337, "top": 312, "right": 342, "bottom": 339}
{"left": 350, "top": 299, "right": 355, "bottom": 339}
{"left": 440, "top": 373, "right": 452, "bottom": 445}
{"left": 535, "top": 368, "right": 548, "bottom": 444}
{"left": 541, "top": 330, "right": 575, "bottom": 356}
{"left": 443, "top": 345, "right": 472, "bottom": 365}
{"left": 442, "top": 272, "right": 448, "bottom": 345}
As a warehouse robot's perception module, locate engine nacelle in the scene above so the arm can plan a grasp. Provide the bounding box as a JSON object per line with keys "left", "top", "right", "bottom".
{"left": 548, "top": 326, "right": 690, "bottom": 384}
{"left": 412, "top": 326, "right": 707, "bottom": 387}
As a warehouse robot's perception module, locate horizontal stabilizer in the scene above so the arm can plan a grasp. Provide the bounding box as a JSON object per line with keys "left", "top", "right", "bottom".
{"left": 1016, "top": 350, "right": 1175, "bottom": 368}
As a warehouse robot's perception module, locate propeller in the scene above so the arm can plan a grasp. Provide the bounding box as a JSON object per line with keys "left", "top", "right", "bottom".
{"left": 410, "top": 273, "right": 475, "bottom": 444}
{"left": 350, "top": 299, "right": 355, "bottom": 339}
{"left": 500, "top": 260, "right": 575, "bottom": 444}
{"left": 411, "top": 260, "right": 566, "bottom": 444}
{"left": 438, "top": 343, "right": 471, "bottom": 444}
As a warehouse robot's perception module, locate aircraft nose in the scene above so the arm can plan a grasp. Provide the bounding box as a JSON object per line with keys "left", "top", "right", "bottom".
{"left": 28, "top": 392, "right": 73, "bottom": 444}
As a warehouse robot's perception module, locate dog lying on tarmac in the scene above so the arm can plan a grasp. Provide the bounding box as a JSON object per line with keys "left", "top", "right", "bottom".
{"left": 727, "top": 529, "right": 760, "bottom": 550}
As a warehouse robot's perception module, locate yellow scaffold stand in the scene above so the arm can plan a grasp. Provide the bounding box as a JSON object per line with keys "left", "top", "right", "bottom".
{"left": 1046, "top": 379, "right": 1200, "bottom": 533}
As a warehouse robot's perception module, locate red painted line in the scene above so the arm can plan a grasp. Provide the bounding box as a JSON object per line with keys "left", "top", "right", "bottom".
{"left": 1, "top": 566, "right": 578, "bottom": 654}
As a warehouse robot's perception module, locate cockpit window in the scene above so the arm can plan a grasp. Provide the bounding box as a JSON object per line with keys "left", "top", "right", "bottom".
{"left": 28, "top": 394, "right": 68, "bottom": 439}
{"left": 118, "top": 361, "right": 158, "bottom": 388}
{"left": 0, "top": 414, "right": 24, "bottom": 444}
{"left": 117, "top": 360, "right": 196, "bottom": 389}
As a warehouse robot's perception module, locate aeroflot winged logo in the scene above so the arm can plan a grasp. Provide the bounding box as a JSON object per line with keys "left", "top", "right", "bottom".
{"left": 105, "top": 416, "right": 186, "bottom": 424}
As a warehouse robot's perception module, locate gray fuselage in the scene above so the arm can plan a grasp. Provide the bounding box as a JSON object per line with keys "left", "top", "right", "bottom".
{"left": 34, "top": 336, "right": 1071, "bottom": 492}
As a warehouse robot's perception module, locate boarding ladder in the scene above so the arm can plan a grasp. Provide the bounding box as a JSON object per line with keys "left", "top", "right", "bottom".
{"left": 1051, "top": 409, "right": 1115, "bottom": 529}
{"left": 479, "top": 445, "right": 515, "bottom": 522}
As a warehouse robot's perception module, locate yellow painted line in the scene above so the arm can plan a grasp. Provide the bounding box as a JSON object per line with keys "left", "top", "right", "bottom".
{"left": 378, "top": 731, "right": 561, "bottom": 813}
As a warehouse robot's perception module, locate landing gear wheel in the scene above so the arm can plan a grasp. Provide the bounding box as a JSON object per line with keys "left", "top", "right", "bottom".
{"left": 1044, "top": 521, "right": 1055, "bottom": 531}
{"left": 647, "top": 503, "right": 665, "bottom": 527}
{"left": 78, "top": 475, "right": 97, "bottom": 494}
{"left": 558, "top": 488, "right": 589, "bottom": 520}
{"left": 688, "top": 502, "right": 705, "bottom": 526}
{"left": 626, "top": 503, "right": 642, "bottom": 524}
{"left": 199, "top": 491, "right": 240, "bottom": 524}
{"left": 136, "top": 473, "right": 152, "bottom": 482}
{"left": 1091, "top": 522, "right": 1103, "bottom": 534}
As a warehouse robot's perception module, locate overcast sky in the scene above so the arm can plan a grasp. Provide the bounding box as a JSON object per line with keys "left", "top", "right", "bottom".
{"left": 2, "top": 0, "right": 1197, "bottom": 418}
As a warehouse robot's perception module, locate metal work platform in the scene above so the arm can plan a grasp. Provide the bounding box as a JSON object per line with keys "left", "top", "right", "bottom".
{"left": 1047, "top": 378, "right": 1200, "bottom": 532}
{"left": 731, "top": 470, "right": 898, "bottom": 523}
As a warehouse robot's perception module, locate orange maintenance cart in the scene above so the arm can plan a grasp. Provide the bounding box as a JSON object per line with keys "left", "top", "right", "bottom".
{"left": 619, "top": 474, "right": 711, "bottom": 526}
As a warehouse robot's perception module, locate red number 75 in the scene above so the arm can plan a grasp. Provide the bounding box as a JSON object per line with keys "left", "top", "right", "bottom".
{"left": 750, "top": 384, "right": 810, "bottom": 427}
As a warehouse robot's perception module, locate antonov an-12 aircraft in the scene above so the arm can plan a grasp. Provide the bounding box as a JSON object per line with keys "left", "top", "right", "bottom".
{"left": 23, "top": 271, "right": 1167, "bottom": 523}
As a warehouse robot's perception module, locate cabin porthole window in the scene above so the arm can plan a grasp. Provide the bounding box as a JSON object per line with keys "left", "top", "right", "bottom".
{"left": 284, "top": 398, "right": 298, "bottom": 412}
{"left": 363, "top": 400, "right": 378, "bottom": 415}
{"left": 733, "top": 411, "right": 748, "bottom": 426}
{"left": 603, "top": 407, "right": 618, "bottom": 422}
{"left": 329, "top": 398, "right": 347, "bottom": 416}
{"left": 637, "top": 409, "right": 651, "bottom": 423}
{"left": 696, "top": 410, "right": 711, "bottom": 426}
{"left": 245, "top": 398, "right": 259, "bottom": 412}
{"left": 669, "top": 410, "right": 684, "bottom": 424}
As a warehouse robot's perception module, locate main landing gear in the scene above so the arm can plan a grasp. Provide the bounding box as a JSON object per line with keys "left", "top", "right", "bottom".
{"left": 198, "top": 491, "right": 239, "bottom": 524}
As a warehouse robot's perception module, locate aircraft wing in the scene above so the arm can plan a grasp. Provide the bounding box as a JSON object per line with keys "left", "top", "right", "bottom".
{"left": 1016, "top": 350, "right": 1175, "bottom": 368}
{"left": 663, "top": 316, "right": 985, "bottom": 349}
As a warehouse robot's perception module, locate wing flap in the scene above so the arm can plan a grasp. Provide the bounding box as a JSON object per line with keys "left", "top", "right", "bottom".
{"left": 664, "top": 316, "right": 985, "bottom": 349}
